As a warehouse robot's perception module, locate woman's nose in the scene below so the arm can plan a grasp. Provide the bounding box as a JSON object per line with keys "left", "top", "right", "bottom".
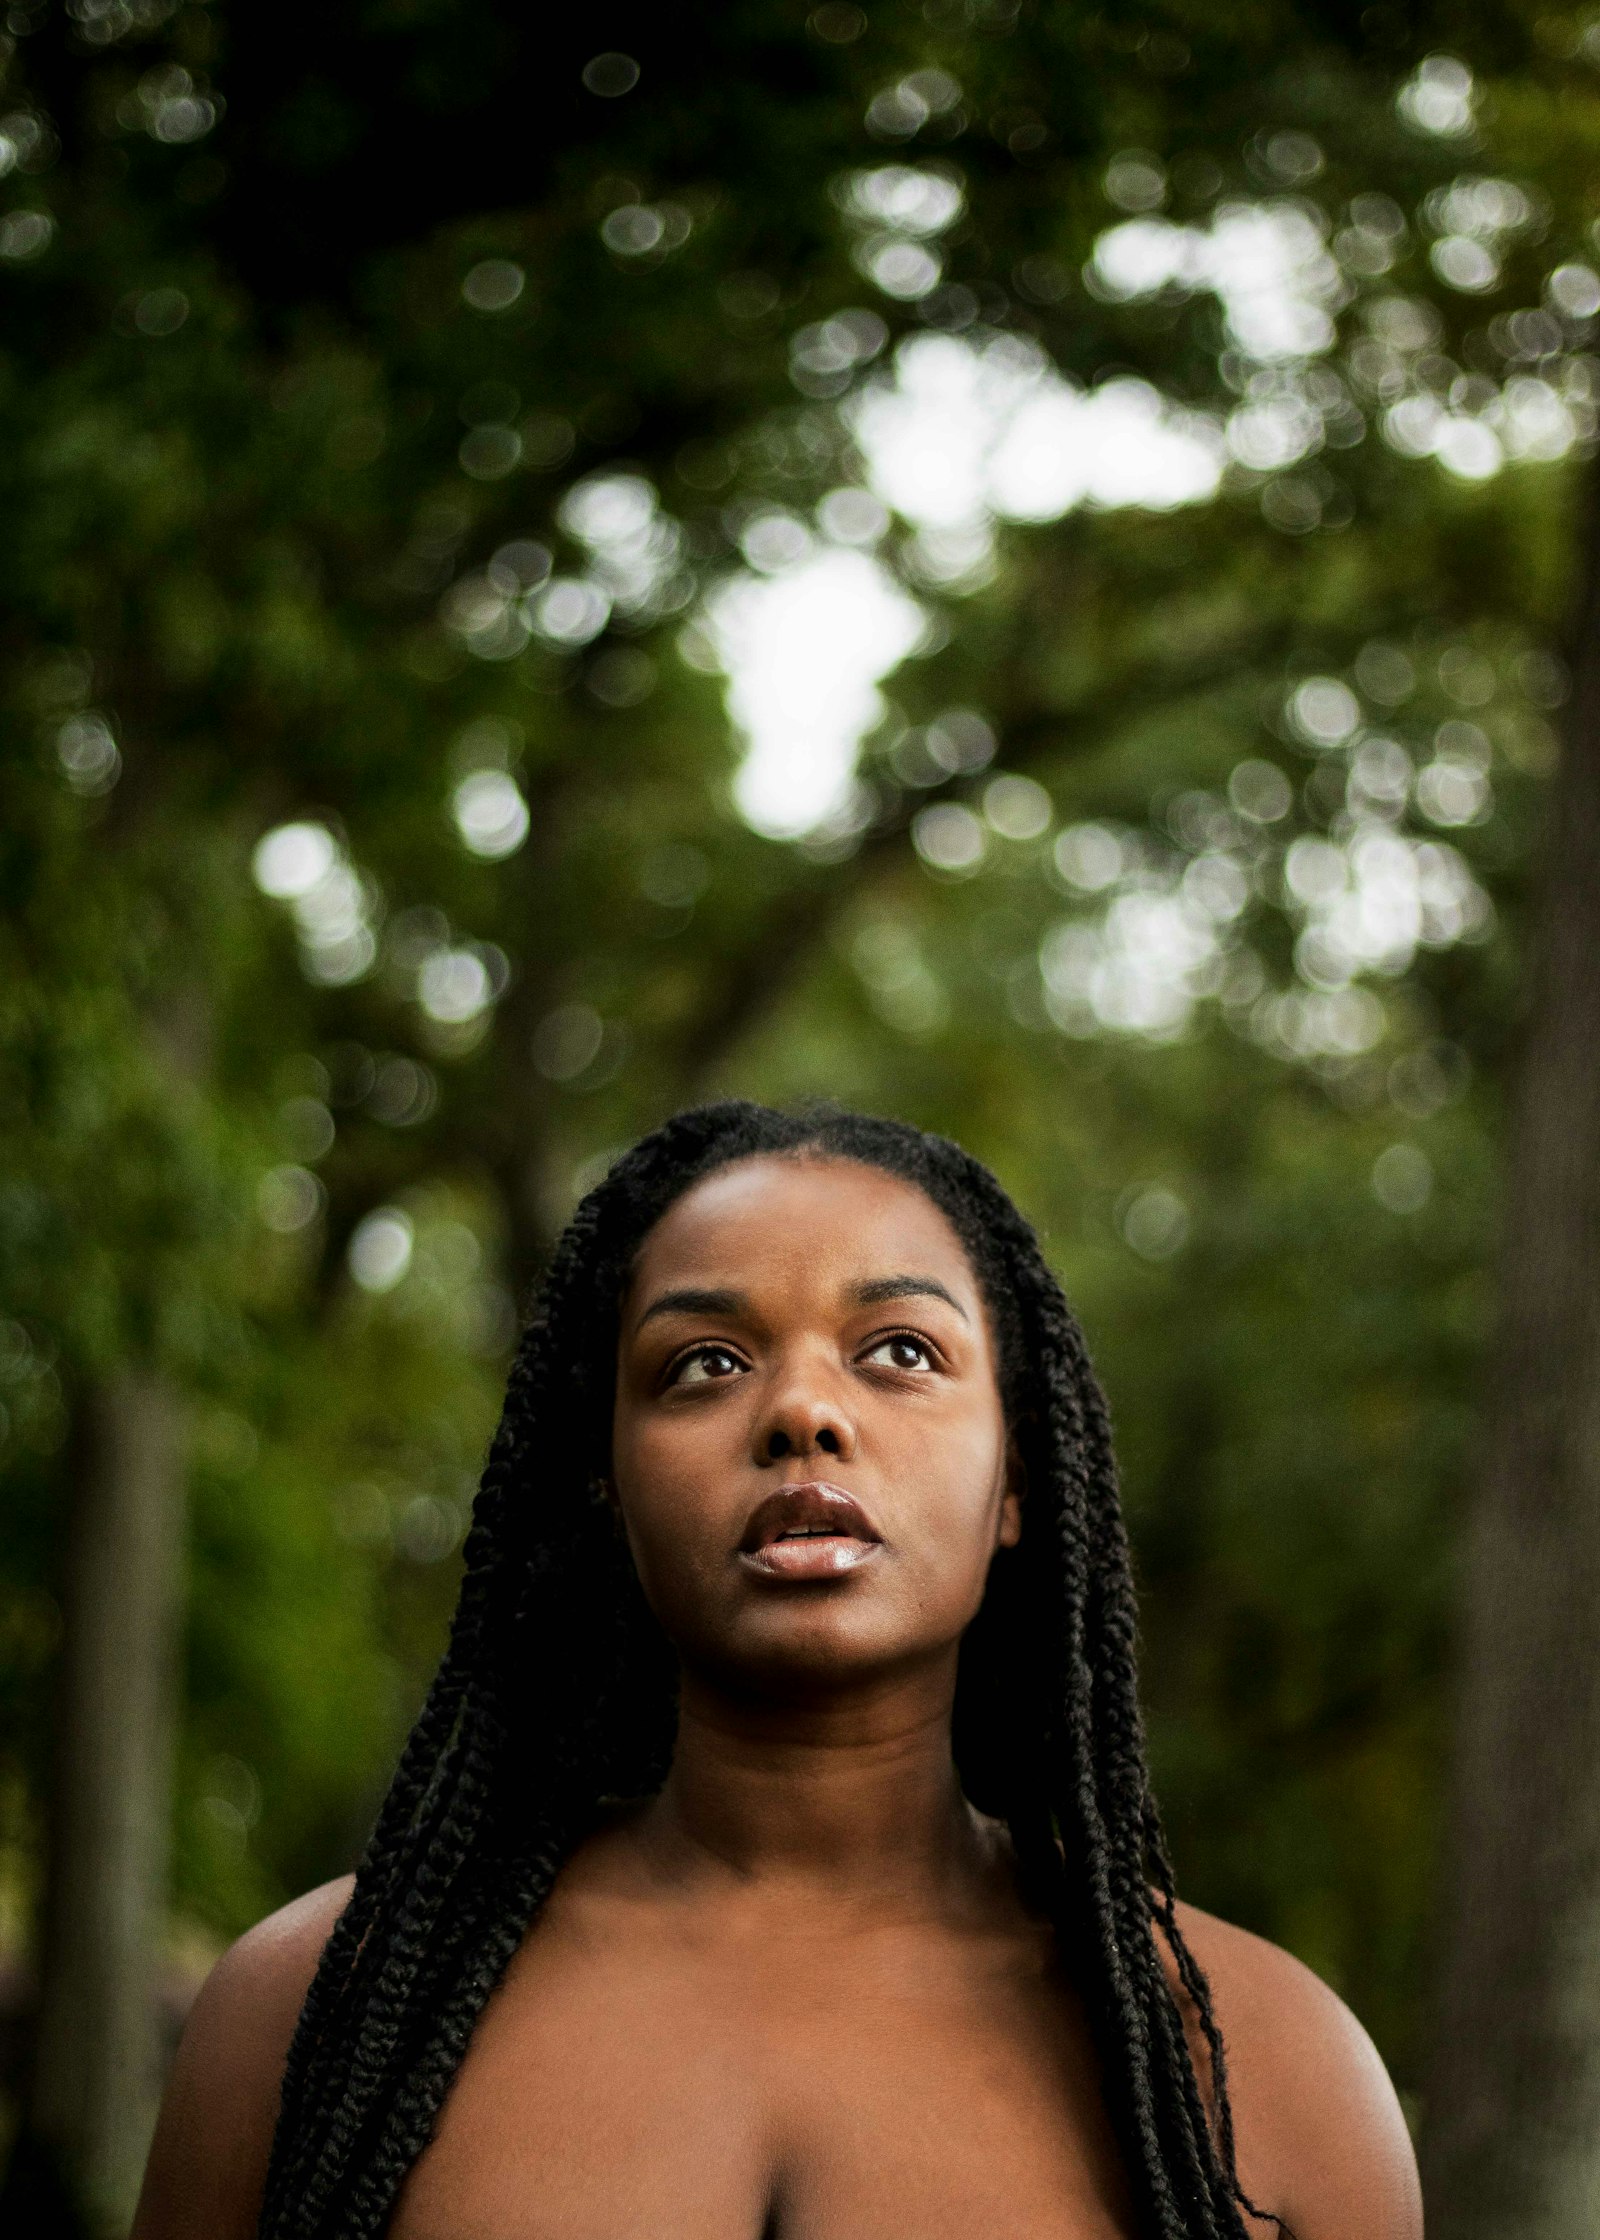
{"left": 753, "top": 1368, "right": 857, "bottom": 1466}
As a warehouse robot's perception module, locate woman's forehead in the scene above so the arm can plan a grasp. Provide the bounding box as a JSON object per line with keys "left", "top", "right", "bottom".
{"left": 627, "top": 1153, "right": 977, "bottom": 1296}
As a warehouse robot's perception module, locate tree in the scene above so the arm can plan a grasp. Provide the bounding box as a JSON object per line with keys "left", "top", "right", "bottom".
{"left": 1418, "top": 477, "right": 1600, "bottom": 2233}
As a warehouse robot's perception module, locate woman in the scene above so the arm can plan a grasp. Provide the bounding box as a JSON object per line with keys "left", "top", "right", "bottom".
{"left": 134, "top": 1102, "right": 1421, "bottom": 2239}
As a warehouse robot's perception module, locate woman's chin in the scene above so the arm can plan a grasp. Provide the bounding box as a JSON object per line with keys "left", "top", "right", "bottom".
{"left": 685, "top": 1610, "right": 957, "bottom": 1702}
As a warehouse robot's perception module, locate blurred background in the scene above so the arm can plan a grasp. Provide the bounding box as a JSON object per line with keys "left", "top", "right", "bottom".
{"left": 2, "top": 1, "right": 1598, "bottom": 2233}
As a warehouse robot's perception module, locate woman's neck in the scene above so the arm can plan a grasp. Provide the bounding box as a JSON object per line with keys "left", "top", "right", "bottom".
{"left": 633, "top": 1655, "right": 996, "bottom": 1913}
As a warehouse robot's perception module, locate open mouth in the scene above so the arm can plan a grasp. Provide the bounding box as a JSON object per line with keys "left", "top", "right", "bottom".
{"left": 737, "top": 1481, "right": 883, "bottom": 1580}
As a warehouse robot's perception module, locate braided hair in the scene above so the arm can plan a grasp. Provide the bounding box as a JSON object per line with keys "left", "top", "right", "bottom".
{"left": 259, "top": 1101, "right": 1261, "bottom": 2239}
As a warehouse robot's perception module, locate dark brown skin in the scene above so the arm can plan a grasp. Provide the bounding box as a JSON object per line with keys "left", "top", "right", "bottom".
{"left": 133, "top": 1156, "right": 1423, "bottom": 2240}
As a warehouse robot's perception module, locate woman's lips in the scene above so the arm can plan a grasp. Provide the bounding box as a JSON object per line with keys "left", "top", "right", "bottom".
{"left": 743, "top": 1535, "right": 881, "bottom": 1580}
{"left": 737, "top": 1481, "right": 883, "bottom": 1581}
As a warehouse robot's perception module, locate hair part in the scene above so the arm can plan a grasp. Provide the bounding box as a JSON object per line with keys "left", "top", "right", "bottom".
{"left": 258, "top": 1101, "right": 1264, "bottom": 2239}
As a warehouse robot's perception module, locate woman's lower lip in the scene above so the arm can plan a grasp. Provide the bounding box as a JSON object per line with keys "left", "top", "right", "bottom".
{"left": 738, "top": 1536, "right": 882, "bottom": 1581}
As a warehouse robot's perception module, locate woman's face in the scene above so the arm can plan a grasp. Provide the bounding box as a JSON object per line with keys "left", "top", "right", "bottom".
{"left": 611, "top": 1153, "right": 1020, "bottom": 1696}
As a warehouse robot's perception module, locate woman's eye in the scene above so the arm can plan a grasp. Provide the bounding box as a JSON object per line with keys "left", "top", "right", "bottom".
{"left": 865, "top": 1334, "right": 935, "bottom": 1373}
{"left": 670, "top": 1345, "right": 745, "bottom": 1386}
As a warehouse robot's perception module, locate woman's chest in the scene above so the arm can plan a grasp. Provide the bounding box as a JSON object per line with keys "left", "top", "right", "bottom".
{"left": 388, "top": 1928, "right": 1137, "bottom": 2240}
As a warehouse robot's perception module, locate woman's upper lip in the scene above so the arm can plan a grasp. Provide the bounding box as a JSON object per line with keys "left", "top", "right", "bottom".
{"left": 739, "top": 1481, "right": 882, "bottom": 1553}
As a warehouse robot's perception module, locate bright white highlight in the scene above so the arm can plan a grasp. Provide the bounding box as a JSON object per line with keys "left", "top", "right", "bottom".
{"left": 1397, "top": 56, "right": 1477, "bottom": 139}
{"left": 1289, "top": 827, "right": 1492, "bottom": 986}
{"left": 842, "top": 165, "right": 964, "bottom": 236}
{"left": 1088, "top": 202, "right": 1344, "bottom": 362}
{"left": 418, "top": 947, "right": 492, "bottom": 1024}
{"left": 711, "top": 166, "right": 1398, "bottom": 837}
{"left": 558, "top": 472, "right": 683, "bottom": 616}
{"left": 711, "top": 548, "right": 925, "bottom": 838}
{"left": 715, "top": 329, "right": 1223, "bottom": 838}
{"left": 452, "top": 769, "right": 530, "bottom": 859}
{"left": 349, "top": 1208, "right": 415, "bottom": 1292}
{"left": 840, "top": 162, "right": 964, "bottom": 303}
{"left": 1287, "top": 677, "right": 1362, "bottom": 747}
{"left": 912, "top": 800, "right": 987, "bottom": 873}
{"left": 853, "top": 333, "right": 1223, "bottom": 546}
{"left": 253, "top": 822, "right": 335, "bottom": 899}
{"left": 252, "top": 821, "right": 377, "bottom": 986}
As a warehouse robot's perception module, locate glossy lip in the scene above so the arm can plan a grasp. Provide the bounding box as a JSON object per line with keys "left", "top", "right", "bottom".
{"left": 737, "top": 1480, "right": 884, "bottom": 1582}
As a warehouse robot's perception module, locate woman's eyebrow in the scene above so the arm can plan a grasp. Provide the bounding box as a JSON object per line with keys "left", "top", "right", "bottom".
{"left": 850, "top": 1273, "right": 969, "bottom": 1321}
{"left": 635, "top": 1284, "right": 746, "bottom": 1330}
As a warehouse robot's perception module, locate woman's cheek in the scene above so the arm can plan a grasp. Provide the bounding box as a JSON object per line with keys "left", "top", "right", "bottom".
{"left": 617, "top": 1452, "right": 730, "bottom": 1608}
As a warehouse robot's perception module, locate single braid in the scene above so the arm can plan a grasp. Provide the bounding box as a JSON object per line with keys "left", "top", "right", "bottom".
{"left": 258, "top": 1101, "right": 1258, "bottom": 2238}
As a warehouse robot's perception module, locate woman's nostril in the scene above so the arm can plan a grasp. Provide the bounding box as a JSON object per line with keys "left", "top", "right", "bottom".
{"left": 817, "top": 1426, "right": 840, "bottom": 1455}
{"left": 767, "top": 1429, "right": 791, "bottom": 1460}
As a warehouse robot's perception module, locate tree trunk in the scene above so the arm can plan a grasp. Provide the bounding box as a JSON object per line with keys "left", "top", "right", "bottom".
{"left": 25, "top": 1370, "right": 187, "bottom": 2231}
{"left": 1421, "top": 478, "right": 1600, "bottom": 2233}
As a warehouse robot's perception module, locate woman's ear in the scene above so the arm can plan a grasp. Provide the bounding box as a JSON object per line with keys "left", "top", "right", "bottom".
{"left": 998, "top": 1433, "right": 1026, "bottom": 1548}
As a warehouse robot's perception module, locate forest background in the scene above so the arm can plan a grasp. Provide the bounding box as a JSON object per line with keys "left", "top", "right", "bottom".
{"left": 4, "top": 1, "right": 1600, "bottom": 2234}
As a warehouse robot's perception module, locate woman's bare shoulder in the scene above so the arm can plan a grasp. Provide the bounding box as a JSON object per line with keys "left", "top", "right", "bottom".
{"left": 1169, "top": 1899, "right": 1422, "bottom": 2240}
{"left": 130, "top": 1875, "right": 356, "bottom": 2240}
